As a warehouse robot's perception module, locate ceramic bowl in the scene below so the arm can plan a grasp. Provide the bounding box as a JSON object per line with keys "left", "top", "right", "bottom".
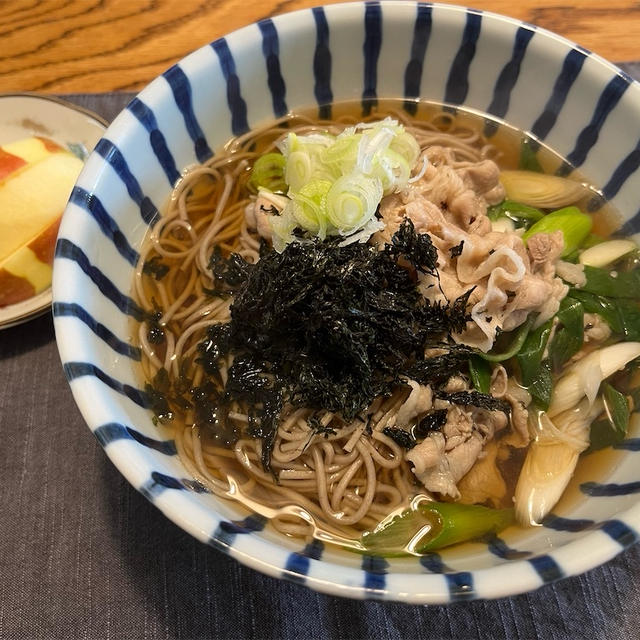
{"left": 53, "top": 1, "right": 640, "bottom": 603}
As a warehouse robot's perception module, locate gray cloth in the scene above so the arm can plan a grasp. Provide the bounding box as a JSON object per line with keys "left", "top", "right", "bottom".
{"left": 1, "top": 87, "right": 639, "bottom": 640}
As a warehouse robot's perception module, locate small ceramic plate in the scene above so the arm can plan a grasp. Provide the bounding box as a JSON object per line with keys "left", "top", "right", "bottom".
{"left": 0, "top": 93, "right": 107, "bottom": 329}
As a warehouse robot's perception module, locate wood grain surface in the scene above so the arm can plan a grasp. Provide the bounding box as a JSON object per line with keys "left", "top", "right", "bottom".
{"left": 0, "top": 0, "right": 637, "bottom": 93}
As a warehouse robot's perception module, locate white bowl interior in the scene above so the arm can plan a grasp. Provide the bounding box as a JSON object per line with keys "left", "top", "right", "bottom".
{"left": 53, "top": 1, "right": 640, "bottom": 602}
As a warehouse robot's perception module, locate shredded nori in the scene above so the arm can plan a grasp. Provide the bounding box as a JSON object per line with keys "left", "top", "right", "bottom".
{"left": 142, "top": 255, "right": 170, "bottom": 280}
{"left": 413, "top": 409, "right": 448, "bottom": 438}
{"left": 382, "top": 427, "right": 416, "bottom": 450}
{"left": 449, "top": 241, "right": 465, "bottom": 259}
{"left": 154, "top": 220, "right": 478, "bottom": 472}
{"left": 434, "top": 390, "right": 511, "bottom": 414}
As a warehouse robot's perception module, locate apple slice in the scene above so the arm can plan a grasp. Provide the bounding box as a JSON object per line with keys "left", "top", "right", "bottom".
{"left": 0, "top": 138, "right": 83, "bottom": 307}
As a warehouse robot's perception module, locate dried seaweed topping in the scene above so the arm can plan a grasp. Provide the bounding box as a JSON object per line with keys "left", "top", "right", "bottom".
{"left": 142, "top": 255, "right": 170, "bottom": 281}
{"left": 413, "top": 409, "right": 448, "bottom": 438}
{"left": 434, "top": 390, "right": 511, "bottom": 414}
{"left": 449, "top": 241, "right": 465, "bottom": 259}
{"left": 177, "top": 220, "right": 475, "bottom": 471}
{"left": 383, "top": 427, "right": 416, "bottom": 450}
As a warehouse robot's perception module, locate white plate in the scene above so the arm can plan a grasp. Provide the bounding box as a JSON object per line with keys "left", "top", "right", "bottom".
{"left": 0, "top": 93, "right": 107, "bottom": 329}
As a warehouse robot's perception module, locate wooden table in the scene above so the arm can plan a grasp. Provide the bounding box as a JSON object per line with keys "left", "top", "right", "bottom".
{"left": 0, "top": 0, "right": 637, "bottom": 94}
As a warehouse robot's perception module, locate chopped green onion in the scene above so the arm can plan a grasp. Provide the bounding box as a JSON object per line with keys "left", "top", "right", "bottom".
{"left": 248, "top": 153, "right": 287, "bottom": 193}
{"left": 361, "top": 501, "right": 515, "bottom": 556}
{"left": 289, "top": 179, "right": 332, "bottom": 237}
{"left": 528, "top": 359, "right": 553, "bottom": 410}
{"left": 469, "top": 355, "right": 492, "bottom": 393}
{"left": 326, "top": 174, "right": 382, "bottom": 235}
{"left": 523, "top": 206, "right": 592, "bottom": 257}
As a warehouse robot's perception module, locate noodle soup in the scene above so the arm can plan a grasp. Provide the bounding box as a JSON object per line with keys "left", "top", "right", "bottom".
{"left": 133, "top": 101, "right": 640, "bottom": 556}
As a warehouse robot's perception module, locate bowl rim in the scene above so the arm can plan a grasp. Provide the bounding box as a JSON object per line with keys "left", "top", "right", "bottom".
{"left": 52, "top": 0, "right": 640, "bottom": 603}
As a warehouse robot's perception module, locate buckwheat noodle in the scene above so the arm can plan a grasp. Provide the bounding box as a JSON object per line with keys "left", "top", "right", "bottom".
{"left": 133, "top": 107, "right": 492, "bottom": 542}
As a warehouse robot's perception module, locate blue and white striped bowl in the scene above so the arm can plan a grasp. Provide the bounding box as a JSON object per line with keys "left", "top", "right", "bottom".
{"left": 53, "top": 1, "right": 640, "bottom": 603}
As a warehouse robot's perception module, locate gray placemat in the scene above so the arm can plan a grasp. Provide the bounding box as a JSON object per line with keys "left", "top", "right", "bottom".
{"left": 2, "top": 77, "right": 640, "bottom": 639}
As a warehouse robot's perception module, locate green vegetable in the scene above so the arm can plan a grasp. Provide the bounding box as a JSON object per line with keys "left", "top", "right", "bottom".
{"left": 523, "top": 206, "right": 592, "bottom": 257}
{"left": 290, "top": 179, "right": 332, "bottom": 236}
{"left": 586, "top": 383, "right": 630, "bottom": 453}
{"left": 517, "top": 319, "right": 553, "bottom": 386}
{"left": 549, "top": 297, "right": 584, "bottom": 372}
{"left": 469, "top": 355, "right": 492, "bottom": 393}
{"left": 527, "top": 359, "right": 553, "bottom": 410}
{"left": 580, "top": 265, "right": 640, "bottom": 299}
{"left": 480, "top": 316, "right": 534, "bottom": 362}
{"left": 568, "top": 289, "right": 640, "bottom": 341}
{"left": 487, "top": 200, "right": 544, "bottom": 227}
{"left": 248, "top": 152, "right": 287, "bottom": 193}
{"left": 519, "top": 138, "right": 543, "bottom": 173}
{"left": 361, "top": 502, "right": 515, "bottom": 555}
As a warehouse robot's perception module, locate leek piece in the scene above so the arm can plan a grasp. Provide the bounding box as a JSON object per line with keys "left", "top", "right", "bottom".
{"left": 500, "top": 170, "right": 587, "bottom": 209}
{"left": 480, "top": 316, "right": 534, "bottom": 362}
{"left": 580, "top": 265, "right": 640, "bottom": 299}
{"left": 361, "top": 502, "right": 515, "bottom": 555}
{"left": 528, "top": 360, "right": 553, "bottom": 410}
{"left": 248, "top": 153, "right": 287, "bottom": 193}
{"left": 522, "top": 206, "right": 592, "bottom": 257}
{"left": 579, "top": 239, "right": 636, "bottom": 268}
{"left": 469, "top": 355, "right": 492, "bottom": 393}
{"left": 548, "top": 297, "right": 584, "bottom": 372}
{"left": 586, "top": 383, "right": 630, "bottom": 453}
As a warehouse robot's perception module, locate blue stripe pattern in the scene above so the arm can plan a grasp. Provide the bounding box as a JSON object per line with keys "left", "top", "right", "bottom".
{"left": 614, "top": 438, "right": 640, "bottom": 451}
{"left": 581, "top": 481, "right": 640, "bottom": 496}
{"left": 420, "top": 553, "right": 453, "bottom": 573}
{"left": 531, "top": 49, "right": 586, "bottom": 140}
{"left": 529, "top": 555, "right": 563, "bottom": 582}
{"left": 163, "top": 65, "right": 213, "bottom": 163}
{"left": 362, "top": 2, "right": 382, "bottom": 116}
{"left": 211, "top": 38, "right": 249, "bottom": 136}
{"left": 557, "top": 74, "right": 630, "bottom": 175}
{"left": 588, "top": 137, "right": 640, "bottom": 211}
{"left": 484, "top": 26, "right": 535, "bottom": 136}
{"left": 362, "top": 555, "right": 387, "bottom": 592}
{"left": 52, "top": 302, "right": 141, "bottom": 360}
{"left": 312, "top": 7, "right": 332, "bottom": 119}
{"left": 139, "top": 471, "right": 208, "bottom": 500}
{"left": 485, "top": 535, "right": 531, "bottom": 560}
{"left": 600, "top": 520, "right": 638, "bottom": 547}
{"left": 63, "top": 361, "right": 150, "bottom": 408}
{"left": 94, "top": 138, "right": 160, "bottom": 226}
{"left": 283, "top": 541, "right": 324, "bottom": 583}
{"left": 93, "top": 422, "right": 177, "bottom": 455}
{"left": 542, "top": 514, "right": 594, "bottom": 532}
{"left": 403, "top": 4, "right": 433, "bottom": 115}
{"left": 443, "top": 10, "right": 482, "bottom": 106}
{"left": 445, "top": 572, "right": 474, "bottom": 601}
{"left": 55, "top": 239, "right": 145, "bottom": 320}
{"left": 258, "top": 19, "right": 288, "bottom": 118}
{"left": 618, "top": 210, "right": 640, "bottom": 236}
{"left": 69, "top": 187, "right": 139, "bottom": 266}
{"left": 127, "top": 97, "right": 180, "bottom": 185}
{"left": 209, "top": 514, "right": 267, "bottom": 552}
